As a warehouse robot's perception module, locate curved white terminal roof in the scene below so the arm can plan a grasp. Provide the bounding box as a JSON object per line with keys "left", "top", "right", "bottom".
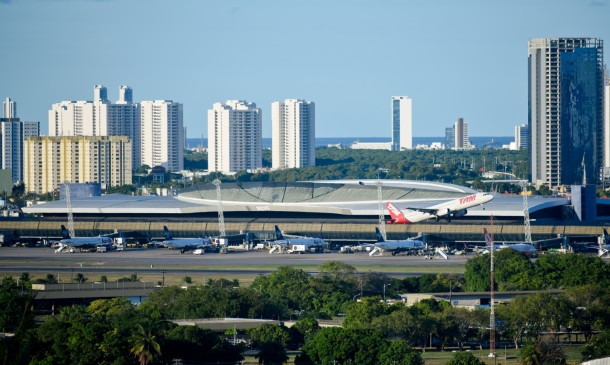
{"left": 22, "top": 180, "right": 569, "bottom": 218}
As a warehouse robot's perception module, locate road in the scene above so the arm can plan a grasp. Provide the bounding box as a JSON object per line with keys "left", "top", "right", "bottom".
{"left": 0, "top": 247, "right": 469, "bottom": 280}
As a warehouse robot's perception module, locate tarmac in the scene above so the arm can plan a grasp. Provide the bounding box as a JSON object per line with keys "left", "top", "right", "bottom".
{"left": 0, "top": 246, "right": 470, "bottom": 281}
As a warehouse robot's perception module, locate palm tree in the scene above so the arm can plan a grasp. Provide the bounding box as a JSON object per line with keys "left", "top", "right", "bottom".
{"left": 130, "top": 323, "right": 161, "bottom": 365}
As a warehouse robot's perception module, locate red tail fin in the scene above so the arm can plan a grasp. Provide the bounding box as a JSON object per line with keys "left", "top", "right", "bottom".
{"left": 386, "top": 202, "right": 410, "bottom": 224}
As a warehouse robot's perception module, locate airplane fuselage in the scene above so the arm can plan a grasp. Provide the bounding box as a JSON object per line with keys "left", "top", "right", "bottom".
{"left": 161, "top": 238, "right": 213, "bottom": 250}
{"left": 389, "top": 193, "right": 494, "bottom": 224}
{"left": 59, "top": 236, "right": 113, "bottom": 248}
{"left": 478, "top": 243, "right": 537, "bottom": 256}
{"left": 376, "top": 240, "right": 426, "bottom": 253}
{"left": 274, "top": 237, "right": 324, "bottom": 247}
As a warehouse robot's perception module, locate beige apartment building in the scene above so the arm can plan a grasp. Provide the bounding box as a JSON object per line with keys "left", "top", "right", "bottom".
{"left": 24, "top": 136, "right": 132, "bottom": 194}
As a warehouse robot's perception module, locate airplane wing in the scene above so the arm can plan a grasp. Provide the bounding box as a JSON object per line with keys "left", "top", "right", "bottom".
{"left": 403, "top": 207, "right": 439, "bottom": 215}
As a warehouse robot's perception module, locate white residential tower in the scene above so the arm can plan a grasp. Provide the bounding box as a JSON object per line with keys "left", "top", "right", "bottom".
{"left": 272, "top": 99, "right": 315, "bottom": 169}
{"left": 208, "top": 100, "right": 262, "bottom": 174}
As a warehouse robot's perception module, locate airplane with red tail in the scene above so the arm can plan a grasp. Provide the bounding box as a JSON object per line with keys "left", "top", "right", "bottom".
{"left": 386, "top": 192, "right": 493, "bottom": 224}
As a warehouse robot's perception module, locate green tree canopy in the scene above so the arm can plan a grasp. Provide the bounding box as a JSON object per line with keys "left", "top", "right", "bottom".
{"left": 447, "top": 351, "right": 487, "bottom": 365}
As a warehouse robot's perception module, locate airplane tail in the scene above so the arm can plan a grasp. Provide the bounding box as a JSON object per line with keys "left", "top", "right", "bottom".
{"left": 163, "top": 226, "right": 173, "bottom": 240}
{"left": 274, "top": 225, "right": 285, "bottom": 240}
{"left": 604, "top": 229, "right": 609, "bottom": 245}
{"left": 60, "top": 225, "right": 71, "bottom": 239}
{"left": 375, "top": 227, "right": 385, "bottom": 242}
{"left": 386, "top": 202, "right": 410, "bottom": 223}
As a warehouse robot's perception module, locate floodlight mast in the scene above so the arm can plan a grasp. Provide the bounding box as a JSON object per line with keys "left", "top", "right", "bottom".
{"left": 519, "top": 181, "right": 532, "bottom": 243}
{"left": 376, "top": 168, "right": 389, "bottom": 240}
{"left": 64, "top": 182, "right": 75, "bottom": 237}
{"left": 213, "top": 179, "right": 226, "bottom": 237}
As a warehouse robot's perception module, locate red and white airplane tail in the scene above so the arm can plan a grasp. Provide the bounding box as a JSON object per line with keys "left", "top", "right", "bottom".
{"left": 386, "top": 202, "right": 411, "bottom": 224}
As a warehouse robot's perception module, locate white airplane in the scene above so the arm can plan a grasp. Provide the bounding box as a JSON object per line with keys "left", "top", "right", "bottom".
{"left": 269, "top": 225, "right": 325, "bottom": 254}
{"left": 159, "top": 226, "right": 214, "bottom": 253}
{"left": 53, "top": 225, "right": 114, "bottom": 253}
{"left": 369, "top": 227, "right": 427, "bottom": 257}
{"left": 475, "top": 228, "right": 537, "bottom": 257}
{"left": 387, "top": 192, "right": 494, "bottom": 224}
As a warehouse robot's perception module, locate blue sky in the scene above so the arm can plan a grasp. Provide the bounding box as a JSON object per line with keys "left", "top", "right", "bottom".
{"left": 1, "top": 0, "right": 608, "bottom": 138}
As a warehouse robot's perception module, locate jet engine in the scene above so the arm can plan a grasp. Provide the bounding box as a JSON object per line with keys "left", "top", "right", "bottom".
{"left": 453, "top": 209, "right": 467, "bottom": 217}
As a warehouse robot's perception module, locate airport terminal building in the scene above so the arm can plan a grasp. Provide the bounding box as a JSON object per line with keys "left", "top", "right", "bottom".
{"left": 12, "top": 180, "right": 608, "bottom": 244}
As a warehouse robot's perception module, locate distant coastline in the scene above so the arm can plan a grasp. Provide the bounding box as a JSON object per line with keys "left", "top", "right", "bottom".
{"left": 187, "top": 136, "right": 513, "bottom": 149}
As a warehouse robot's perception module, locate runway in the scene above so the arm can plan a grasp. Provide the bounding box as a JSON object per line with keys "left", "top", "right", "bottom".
{"left": 0, "top": 247, "right": 469, "bottom": 281}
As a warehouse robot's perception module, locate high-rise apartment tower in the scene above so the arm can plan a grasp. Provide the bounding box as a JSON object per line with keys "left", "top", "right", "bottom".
{"left": 140, "top": 100, "right": 183, "bottom": 171}
{"left": 445, "top": 118, "right": 471, "bottom": 150}
{"left": 528, "top": 37, "right": 604, "bottom": 187}
{"left": 24, "top": 136, "right": 132, "bottom": 194}
{"left": 272, "top": 99, "right": 315, "bottom": 169}
{"left": 604, "top": 78, "right": 610, "bottom": 178}
{"left": 0, "top": 97, "right": 40, "bottom": 183}
{"left": 208, "top": 100, "right": 262, "bottom": 174}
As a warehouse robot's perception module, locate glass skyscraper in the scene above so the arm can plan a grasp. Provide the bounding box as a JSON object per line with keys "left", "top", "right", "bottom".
{"left": 528, "top": 38, "right": 604, "bottom": 187}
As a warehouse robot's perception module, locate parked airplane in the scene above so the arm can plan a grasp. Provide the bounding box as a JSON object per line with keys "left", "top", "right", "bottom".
{"left": 54, "top": 225, "right": 114, "bottom": 253}
{"left": 269, "top": 225, "right": 325, "bottom": 254}
{"left": 159, "top": 226, "right": 214, "bottom": 253}
{"left": 387, "top": 192, "right": 494, "bottom": 224}
{"left": 369, "top": 227, "right": 427, "bottom": 256}
{"left": 475, "top": 228, "right": 537, "bottom": 257}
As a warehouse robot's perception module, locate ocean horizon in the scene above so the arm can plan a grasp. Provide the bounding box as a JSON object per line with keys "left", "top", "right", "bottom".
{"left": 187, "top": 136, "right": 513, "bottom": 149}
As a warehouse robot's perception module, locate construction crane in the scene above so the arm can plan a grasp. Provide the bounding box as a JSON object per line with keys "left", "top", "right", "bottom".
{"left": 64, "top": 182, "right": 75, "bottom": 237}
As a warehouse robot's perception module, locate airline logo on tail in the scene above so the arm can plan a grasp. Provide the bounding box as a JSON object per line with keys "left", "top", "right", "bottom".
{"left": 459, "top": 194, "right": 477, "bottom": 205}
{"left": 386, "top": 202, "right": 410, "bottom": 224}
